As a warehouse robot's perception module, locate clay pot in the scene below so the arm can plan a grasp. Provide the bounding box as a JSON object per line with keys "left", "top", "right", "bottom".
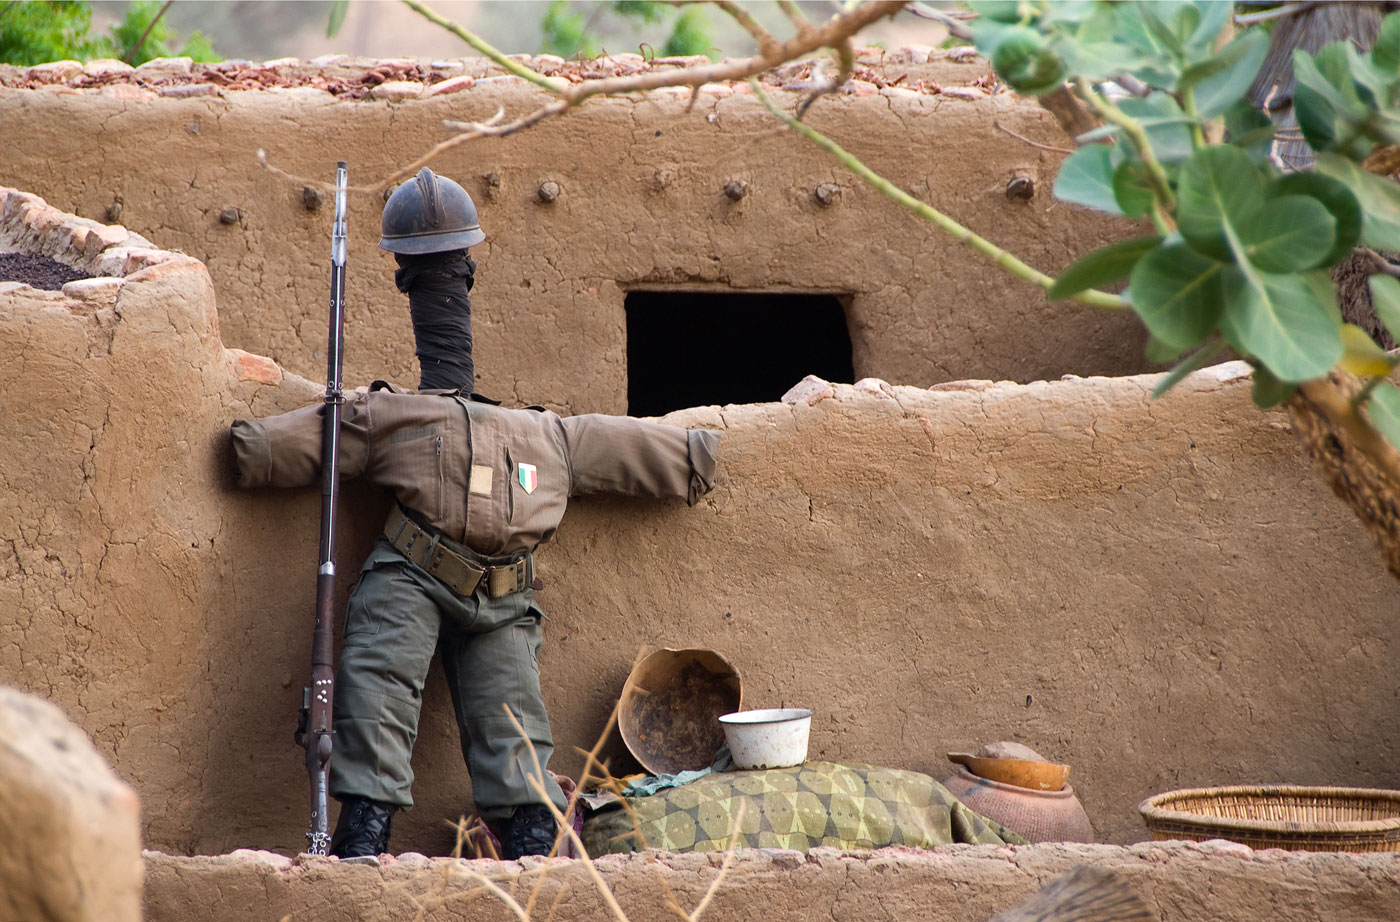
{"left": 941, "top": 766, "right": 1095, "bottom": 843}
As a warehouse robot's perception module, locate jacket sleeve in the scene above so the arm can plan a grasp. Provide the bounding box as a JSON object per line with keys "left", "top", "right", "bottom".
{"left": 560, "top": 414, "right": 720, "bottom": 505}
{"left": 229, "top": 391, "right": 372, "bottom": 489}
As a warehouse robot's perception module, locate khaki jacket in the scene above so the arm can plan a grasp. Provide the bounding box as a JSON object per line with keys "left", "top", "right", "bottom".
{"left": 231, "top": 383, "right": 720, "bottom": 556}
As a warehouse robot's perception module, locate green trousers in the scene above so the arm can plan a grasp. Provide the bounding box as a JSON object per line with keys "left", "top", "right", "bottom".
{"left": 329, "top": 538, "right": 567, "bottom": 821}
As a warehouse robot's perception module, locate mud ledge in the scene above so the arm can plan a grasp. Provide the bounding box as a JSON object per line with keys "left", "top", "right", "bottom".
{"left": 143, "top": 841, "right": 1400, "bottom": 922}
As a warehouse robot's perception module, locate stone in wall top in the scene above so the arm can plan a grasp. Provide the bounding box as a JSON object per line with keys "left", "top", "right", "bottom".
{"left": 0, "top": 46, "right": 1002, "bottom": 102}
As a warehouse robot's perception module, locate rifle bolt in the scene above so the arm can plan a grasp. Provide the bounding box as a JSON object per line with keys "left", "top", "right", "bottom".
{"left": 219, "top": 206, "right": 241, "bottom": 225}
{"left": 303, "top": 186, "right": 325, "bottom": 211}
{"left": 724, "top": 180, "right": 749, "bottom": 201}
{"left": 536, "top": 180, "right": 560, "bottom": 203}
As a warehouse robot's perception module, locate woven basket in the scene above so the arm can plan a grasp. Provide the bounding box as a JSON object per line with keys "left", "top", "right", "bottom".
{"left": 1139, "top": 785, "right": 1400, "bottom": 852}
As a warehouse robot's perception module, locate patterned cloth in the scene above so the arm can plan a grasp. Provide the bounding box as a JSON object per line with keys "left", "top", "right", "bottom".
{"left": 582, "top": 761, "right": 1026, "bottom": 854}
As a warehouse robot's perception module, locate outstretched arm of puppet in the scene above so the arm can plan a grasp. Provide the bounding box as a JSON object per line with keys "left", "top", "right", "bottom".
{"left": 230, "top": 395, "right": 371, "bottom": 489}
{"left": 560, "top": 414, "right": 720, "bottom": 505}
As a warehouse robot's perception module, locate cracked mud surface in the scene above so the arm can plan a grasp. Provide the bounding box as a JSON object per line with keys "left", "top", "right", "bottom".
{"left": 142, "top": 842, "right": 1400, "bottom": 922}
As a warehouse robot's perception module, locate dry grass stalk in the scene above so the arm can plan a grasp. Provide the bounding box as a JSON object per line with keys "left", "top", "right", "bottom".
{"left": 986, "top": 866, "right": 1158, "bottom": 922}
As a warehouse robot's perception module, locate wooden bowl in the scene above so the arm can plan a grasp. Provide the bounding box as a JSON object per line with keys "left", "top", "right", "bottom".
{"left": 947, "top": 753, "right": 1071, "bottom": 791}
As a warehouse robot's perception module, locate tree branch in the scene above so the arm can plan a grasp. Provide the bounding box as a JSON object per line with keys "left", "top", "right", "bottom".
{"left": 752, "top": 79, "right": 1128, "bottom": 310}
{"left": 124, "top": 0, "right": 175, "bottom": 65}
{"left": 714, "top": 0, "right": 780, "bottom": 57}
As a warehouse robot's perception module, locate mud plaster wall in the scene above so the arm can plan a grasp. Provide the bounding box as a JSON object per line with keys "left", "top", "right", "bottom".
{"left": 142, "top": 843, "right": 1400, "bottom": 922}
{"left": 0, "top": 54, "right": 1145, "bottom": 415}
{"left": 3, "top": 195, "right": 1398, "bottom": 857}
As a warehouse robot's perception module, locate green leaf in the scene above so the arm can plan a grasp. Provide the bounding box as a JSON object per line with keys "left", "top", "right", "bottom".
{"left": 1111, "top": 4, "right": 1181, "bottom": 85}
{"left": 1218, "top": 267, "right": 1342, "bottom": 382}
{"left": 1369, "top": 274, "right": 1400, "bottom": 344}
{"left": 1238, "top": 195, "right": 1337, "bottom": 274}
{"left": 1222, "top": 99, "right": 1276, "bottom": 159}
{"left": 1119, "top": 93, "right": 1196, "bottom": 163}
{"left": 1152, "top": 339, "right": 1229, "bottom": 398}
{"left": 1112, "top": 160, "right": 1155, "bottom": 218}
{"left": 1251, "top": 365, "right": 1297, "bottom": 409}
{"left": 1041, "top": 1, "right": 1098, "bottom": 27}
{"left": 1127, "top": 243, "right": 1227, "bottom": 351}
{"left": 1346, "top": 45, "right": 1392, "bottom": 110}
{"left": 1293, "top": 46, "right": 1367, "bottom": 117}
{"left": 327, "top": 0, "right": 349, "bottom": 38}
{"left": 1294, "top": 82, "right": 1343, "bottom": 152}
{"left": 1136, "top": 2, "right": 1186, "bottom": 58}
{"left": 1267, "top": 172, "right": 1363, "bottom": 267}
{"left": 994, "top": 28, "right": 1067, "bottom": 95}
{"left": 1146, "top": 334, "right": 1185, "bottom": 364}
{"left": 1176, "top": 145, "right": 1265, "bottom": 261}
{"left": 1365, "top": 382, "right": 1400, "bottom": 452}
{"left": 967, "top": 1, "right": 1027, "bottom": 24}
{"left": 1052, "top": 145, "right": 1122, "bottom": 214}
{"left": 1316, "top": 153, "right": 1400, "bottom": 251}
{"left": 1184, "top": 1, "right": 1234, "bottom": 55}
{"left": 1373, "top": 11, "right": 1400, "bottom": 76}
{"left": 1060, "top": 39, "right": 1139, "bottom": 80}
{"left": 1185, "top": 28, "right": 1268, "bottom": 119}
{"left": 1049, "top": 235, "right": 1162, "bottom": 300}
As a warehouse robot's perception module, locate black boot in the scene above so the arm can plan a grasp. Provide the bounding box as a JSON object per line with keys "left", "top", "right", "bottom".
{"left": 330, "top": 796, "right": 397, "bottom": 858}
{"left": 497, "top": 804, "right": 558, "bottom": 859}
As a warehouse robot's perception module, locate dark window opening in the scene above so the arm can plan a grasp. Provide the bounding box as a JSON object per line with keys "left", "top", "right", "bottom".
{"left": 626, "top": 290, "right": 854, "bottom": 417}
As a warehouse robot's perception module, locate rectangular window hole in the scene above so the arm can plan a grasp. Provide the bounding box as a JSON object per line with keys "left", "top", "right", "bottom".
{"left": 625, "top": 289, "right": 854, "bottom": 417}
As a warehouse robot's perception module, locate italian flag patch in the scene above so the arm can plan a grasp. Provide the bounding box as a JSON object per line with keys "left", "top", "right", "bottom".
{"left": 517, "top": 462, "right": 538, "bottom": 494}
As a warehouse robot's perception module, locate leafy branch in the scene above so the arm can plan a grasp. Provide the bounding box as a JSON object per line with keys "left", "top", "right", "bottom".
{"left": 751, "top": 78, "right": 1127, "bottom": 311}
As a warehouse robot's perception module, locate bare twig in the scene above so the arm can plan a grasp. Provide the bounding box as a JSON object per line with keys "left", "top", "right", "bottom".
{"left": 123, "top": 0, "right": 176, "bottom": 65}
{"left": 904, "top": 2, "right": 974, "bottom": 41}
{"left": 1110, "top": 73, "right": 1151, "bottom": 98}
{"left": 401, "top": 0, "right": 569, "bottom": 93}
{"left": 262, "top": 0, "right": 904, "bottom": 191}
{"left": 778, "top": 0, "right": 812, "bottom": 32}
{"left": 752, "top": 79, "right": 1128, "bottom": 310}
{"left": 993, "top": 120, "right": 1074, "bottom": 154}
{"left": 1357, "top": 247, "right": 1400, "bottom": 281}
{"left": 714, "top": 0, "right": 780, "bottom": 56}
{"left": 1233, "top": 2, "right": 1323, "bottom": 27}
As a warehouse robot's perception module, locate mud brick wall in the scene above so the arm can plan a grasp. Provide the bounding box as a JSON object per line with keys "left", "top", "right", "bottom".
{"left": 0, "top": 51, "right": 1145, "bottom": 415}
{"left": 142, "top": 843, "right": 1400, "bottom": 922}
{"left": 3, "top": 191, "right": 1398, "bottom": 856}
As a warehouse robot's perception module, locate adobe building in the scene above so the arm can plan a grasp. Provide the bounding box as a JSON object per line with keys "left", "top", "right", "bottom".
{"left": 2, "top": 51, "right": 1399, "bottom": 921}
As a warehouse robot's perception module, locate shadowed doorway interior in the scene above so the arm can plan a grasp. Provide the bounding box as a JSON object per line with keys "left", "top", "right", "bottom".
{"left": 625, "top": 290, "right": 854, "bottom": 417}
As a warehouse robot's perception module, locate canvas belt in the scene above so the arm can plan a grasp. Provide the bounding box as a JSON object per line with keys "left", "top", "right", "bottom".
{"left": 384, "top": 505, "right": 532, "bottom": 599}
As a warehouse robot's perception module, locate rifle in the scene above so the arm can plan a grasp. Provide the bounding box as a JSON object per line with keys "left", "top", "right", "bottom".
{"left": 295, "top": 161, "right": 348, "bottom": 855}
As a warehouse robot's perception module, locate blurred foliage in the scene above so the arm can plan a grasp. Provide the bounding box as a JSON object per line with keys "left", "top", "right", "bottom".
{"left": 539, "top": 0, "right": 715, "bottom": 60}
{"left": 0, "top": 1, "right": 108, "bottom": 64}
{"left": 0, "top": 0, "right": 218, "bottom": 65}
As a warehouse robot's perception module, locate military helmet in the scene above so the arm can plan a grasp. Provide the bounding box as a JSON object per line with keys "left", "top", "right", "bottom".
{"left": 379, "top": 167, "right": 485, "bottom": 254}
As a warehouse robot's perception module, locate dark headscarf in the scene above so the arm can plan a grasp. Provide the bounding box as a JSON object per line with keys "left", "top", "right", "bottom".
{"left": 394, "top": 249, "right": 476, "bottom": 392}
